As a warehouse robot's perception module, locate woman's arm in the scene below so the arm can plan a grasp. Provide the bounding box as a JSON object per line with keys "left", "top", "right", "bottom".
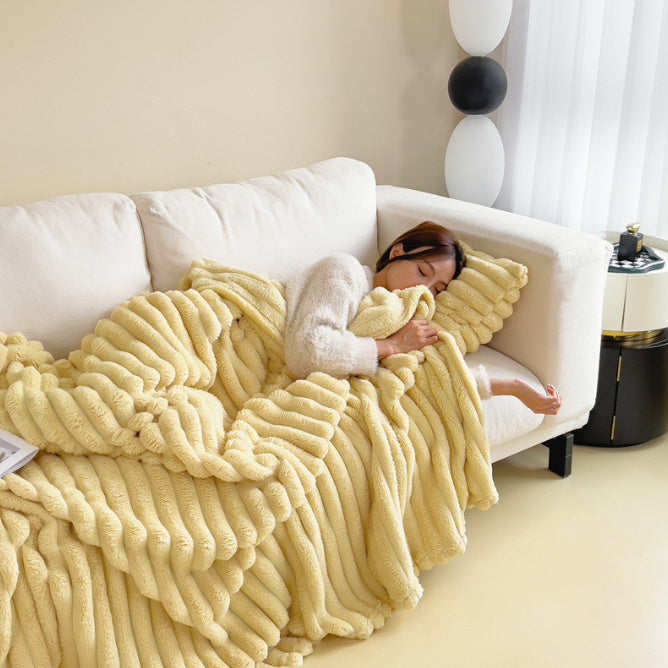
{"left": 285, "top": 255, "right": 379, "bottom": 378}
{"left": 378, "top": 328, "right": 561, "bottom": 415}
{"left": 490, "top": 378, "right": 562, "bottom": 415}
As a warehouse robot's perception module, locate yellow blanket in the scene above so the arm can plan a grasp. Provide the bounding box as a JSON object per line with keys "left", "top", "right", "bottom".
{"left": 0, "top": 258, "right": 504, "bottom": 667}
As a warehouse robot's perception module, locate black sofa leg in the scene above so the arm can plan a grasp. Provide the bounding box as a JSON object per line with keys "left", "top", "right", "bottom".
{"left": 543, "top": 433, "right": 574, "bottom": 477}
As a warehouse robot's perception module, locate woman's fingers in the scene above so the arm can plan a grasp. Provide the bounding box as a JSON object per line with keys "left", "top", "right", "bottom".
{"left": 514, "top": 381, "right": 562, "bottom": 415}
{"left": 419, "top": 322, "right": 438, "bottom": 345}
{"left": 409, "top": 320, "right": 438, "bottom": 346}
{"left": 386, "top": 320, "right": 439, "bottom": 353}
{"left": 539, "top": 386, "right": 561, "bottom": 414}
{"left": 546, "top": 386, "right": 562, "bottom": 408}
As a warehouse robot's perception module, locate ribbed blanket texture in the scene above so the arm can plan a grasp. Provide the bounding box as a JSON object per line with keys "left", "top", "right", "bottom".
{"left": 0, "top": 246, "right": 526, "bottom": 667}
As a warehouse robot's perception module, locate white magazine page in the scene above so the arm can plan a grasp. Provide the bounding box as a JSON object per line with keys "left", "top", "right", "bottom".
{"left": 0, "top": 428, "right": 39, "bottom": 477}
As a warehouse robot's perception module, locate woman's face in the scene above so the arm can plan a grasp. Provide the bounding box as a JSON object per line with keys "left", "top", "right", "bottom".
{"left": 375, "top": 244, "right": 457, "bottom": 296}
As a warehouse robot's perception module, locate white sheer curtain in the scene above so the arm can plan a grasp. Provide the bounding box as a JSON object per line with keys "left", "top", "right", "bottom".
{"left": 493, "top": 0, "right": 668, "bottom": 238}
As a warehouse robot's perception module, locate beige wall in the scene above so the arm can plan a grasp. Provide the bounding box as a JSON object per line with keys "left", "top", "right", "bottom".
{"left": 1, "top": 0, "right": 464, "bottom": 206}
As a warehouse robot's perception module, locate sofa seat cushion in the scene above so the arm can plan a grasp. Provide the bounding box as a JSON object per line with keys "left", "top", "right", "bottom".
{"left": 132, "top": 157, "right": 378, "bottom": 291}
{"left": 465, "top": 345, "right": 544, "bottom": 450}
{"left": 0, "top": 193, "right": 152, "bottom": 359}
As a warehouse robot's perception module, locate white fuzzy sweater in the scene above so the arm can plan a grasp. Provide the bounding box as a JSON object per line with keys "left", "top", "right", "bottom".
{"left": 285, "top": 253, "right": 492, "bottom": 398}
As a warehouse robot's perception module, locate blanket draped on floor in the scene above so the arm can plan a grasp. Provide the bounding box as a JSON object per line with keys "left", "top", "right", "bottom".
{"left": 0, "top": 257, "right": 505, "bottom": 667}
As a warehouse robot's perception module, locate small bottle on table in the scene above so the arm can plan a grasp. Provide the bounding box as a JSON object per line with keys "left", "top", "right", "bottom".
{"left": 617, "top": 224, "right": 643, "bottom": 262}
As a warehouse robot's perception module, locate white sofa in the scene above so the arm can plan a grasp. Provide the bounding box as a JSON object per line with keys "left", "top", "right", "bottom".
{"left": 0, "top": 157, "right": 611, "bottom": 475}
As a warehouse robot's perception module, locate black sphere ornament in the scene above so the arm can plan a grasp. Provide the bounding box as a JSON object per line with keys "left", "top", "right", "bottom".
{"left": 448, "top": 56, "right": 507, "bottom": 115}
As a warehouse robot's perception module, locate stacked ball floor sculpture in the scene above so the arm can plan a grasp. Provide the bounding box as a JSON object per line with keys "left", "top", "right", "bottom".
{"left": 445, "top": 0, "right": 513, "bottom": 206}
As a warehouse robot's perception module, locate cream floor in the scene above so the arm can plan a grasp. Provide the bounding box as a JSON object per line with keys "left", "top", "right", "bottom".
{"left": 308, "top": 433, "right": 668, "bottom": 668}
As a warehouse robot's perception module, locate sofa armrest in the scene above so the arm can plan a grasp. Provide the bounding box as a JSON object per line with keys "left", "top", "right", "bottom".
{"left": 376, "top": 186, "right": 613, "bottom": 428}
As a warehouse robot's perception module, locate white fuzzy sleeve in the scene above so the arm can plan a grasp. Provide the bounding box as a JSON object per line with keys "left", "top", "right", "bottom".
{"left": 470, "top": 364, "right": 493, "bottom": 400}
{"left": 285, "top": 254, "right": 378, "bottom": 379}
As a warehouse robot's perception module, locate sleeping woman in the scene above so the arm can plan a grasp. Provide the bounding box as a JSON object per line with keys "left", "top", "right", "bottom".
{"left": 284, "top": 221, "right": 561, "bottom": 416}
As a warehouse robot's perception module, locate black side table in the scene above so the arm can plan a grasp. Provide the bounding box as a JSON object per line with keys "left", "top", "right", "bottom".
{"left": 575, "top": 328, "right": 668, "bottom": 446}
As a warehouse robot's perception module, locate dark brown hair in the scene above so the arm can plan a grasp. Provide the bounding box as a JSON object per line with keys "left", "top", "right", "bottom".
{"left": 376, "top": 221, "right": 466, "bottom": 280}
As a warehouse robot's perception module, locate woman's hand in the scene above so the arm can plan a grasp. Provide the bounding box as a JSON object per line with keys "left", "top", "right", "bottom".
{"left": 490, "top": 379, "right": 562, "bottom": 415}
{"left": 377, "top": 320, "right": 439, "bottom": 360}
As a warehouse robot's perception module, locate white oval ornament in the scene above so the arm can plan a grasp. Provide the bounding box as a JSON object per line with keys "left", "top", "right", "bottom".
{"left": 444, "top": 116, "right": 505, "bottom": 206}
{"left": 449, "top": 0, "right": 513, "bottom": 56}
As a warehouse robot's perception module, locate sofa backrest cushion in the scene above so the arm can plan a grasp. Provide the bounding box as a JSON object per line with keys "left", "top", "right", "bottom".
{"left": 0, "top": 194, "right": 152, "bottom": 359}
{"left": 132, "top": 157, "right": 378, "bottom": 291}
